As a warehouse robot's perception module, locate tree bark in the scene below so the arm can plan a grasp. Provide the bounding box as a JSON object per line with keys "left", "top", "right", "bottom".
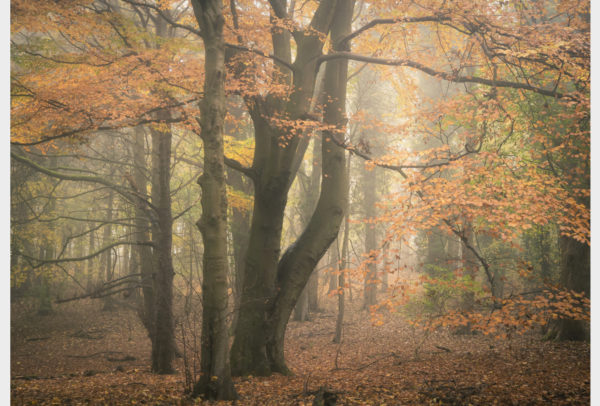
{"left": 191, "top": 0, "right": 237, "bottom": 399}
{"left": 102, "top": 189, "right": 116, "bottom": 311}
{"left": 229, "top": 0, "right": 343, "bottom": 376}
{"left": 334, "top": 158, "right": 350, "bottom": 343}
{"left": 461, "top": 222, "right": 477, "bottom": 313}
{"left": 547, "top": 235, "right": 590, "bottom": 341}
{"left": 149, "top": 110, "right": 176, "bottom": 374}
{"left": 362, "top": 165, "right": 377, "bottom": 309}
{"left": 262, "top": 0, "right": 354, "bottom": 374}
{"left": 132, "top": 126, "right": 155, "bottom": 339}
{"left": 328, "top": 244, "right": 339, "bottom": 294}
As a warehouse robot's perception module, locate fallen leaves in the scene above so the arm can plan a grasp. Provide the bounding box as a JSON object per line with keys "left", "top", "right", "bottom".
{"left": 11, "top": 299, "right": 590, "bottom": 405}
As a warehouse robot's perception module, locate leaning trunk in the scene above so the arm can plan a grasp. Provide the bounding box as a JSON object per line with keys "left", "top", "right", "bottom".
{"left": 264, "top": 0, "right": 354, "bottom": 373}
{"left": 229, "top": 0, "right": 339, "bottom": 376}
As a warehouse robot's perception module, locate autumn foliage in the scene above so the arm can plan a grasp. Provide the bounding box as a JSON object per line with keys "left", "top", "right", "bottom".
{"left": 10, "top": 0, "right": 589, "bottom": 403}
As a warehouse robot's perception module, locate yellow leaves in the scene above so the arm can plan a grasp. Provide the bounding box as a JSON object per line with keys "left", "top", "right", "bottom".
{"left": 227, "top": 187, "right": 253, "bottom": 215}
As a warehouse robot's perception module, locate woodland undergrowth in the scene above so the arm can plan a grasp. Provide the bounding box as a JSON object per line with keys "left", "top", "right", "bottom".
{"left": 11, "top": 298, "right": 589, "bottom": 405}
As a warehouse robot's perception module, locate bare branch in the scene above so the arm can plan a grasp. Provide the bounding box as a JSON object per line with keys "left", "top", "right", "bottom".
{"left": 317, "top": 52, "right": 566, "bottom": 99}
{"left": 339, "top": 15, "right": 451, "bottom": 47}
{"left": 224, "top": 156, "right": 256, "bottom": 179}
{"left": 16, "top": 242, "right": 152, "bottom": 268}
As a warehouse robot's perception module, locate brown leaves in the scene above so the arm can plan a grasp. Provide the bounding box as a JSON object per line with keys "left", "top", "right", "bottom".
{"left": 11, "top": 298, "right": 590, "bottom": 405}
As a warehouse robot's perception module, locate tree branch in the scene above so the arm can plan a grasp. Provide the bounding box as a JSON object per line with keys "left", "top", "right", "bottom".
{"left": 339, "top": 15, "right": 450, "bottom": 47}
{"left": 17, "top": 241, "right": 152, "bottom": 268}
{"left": 316, "top": 52, "right": 566, "bottom": 99}
{"left": 11, "top": 152, "right": 157, "bottom": 213}
{"left": 224, "top": 43, "right": 295, "bottom": 71}
{"left": 224, "top": 156, "right": 256, "bottom": 179}
{"left": 10, "top": 98, "right": 196, "bottom": 147}
{"left": 121, "top": 0, "right": 203, "bottom": 37}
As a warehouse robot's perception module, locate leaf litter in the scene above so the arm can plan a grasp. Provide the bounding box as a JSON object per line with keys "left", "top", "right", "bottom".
{"left": 11, "top": 299, "right": 589, "bottom": 405}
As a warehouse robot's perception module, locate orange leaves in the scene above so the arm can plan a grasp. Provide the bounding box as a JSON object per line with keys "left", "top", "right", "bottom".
{"left": 227, "top": 187, "right": 253, "bottom": 215}
{"left": 410, "top": 287, "right": 590, "bottom": 338}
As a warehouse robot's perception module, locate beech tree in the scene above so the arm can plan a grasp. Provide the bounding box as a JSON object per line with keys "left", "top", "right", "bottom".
{"left": 11, "top": 1, "right": 589, "bottom": 394}
{"left": 190, "top": 0, "right": 237, "bottom": 399}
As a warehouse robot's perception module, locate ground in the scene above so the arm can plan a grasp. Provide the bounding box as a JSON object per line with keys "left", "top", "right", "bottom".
{"left": 11, "top": 297, "right": 590, "bottom": 405}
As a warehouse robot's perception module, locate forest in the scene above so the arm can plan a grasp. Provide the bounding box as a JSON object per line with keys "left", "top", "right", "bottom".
{"left": 10, "top": 0, "right": 590, "bottom": 404}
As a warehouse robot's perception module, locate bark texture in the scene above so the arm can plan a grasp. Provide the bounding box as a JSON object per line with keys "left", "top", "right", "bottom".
{"left": 132, "top": 126, "right": 155, "bottom": 336}
{"left": 230, "top": 0, "right": 340, "bottom": 376}
{"left": 191, "top": 0, "right": 237, "bottom": 399}
{"left": 149, "top": 110, "right": 175, "bottom": 374}
{"left": 262, "top": 0, "right": 354, "bottom": 374}
{"left": 547, "top": 235, "right": 590, "bottom": 341}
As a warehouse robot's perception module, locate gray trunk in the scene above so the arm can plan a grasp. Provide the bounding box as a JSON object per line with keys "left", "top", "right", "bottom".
{"left": 191, "top": 0, "right": 237, "bottom": 399}
{"left": 230, "top": 0, "right": 346, "bottom": 376}
{"left": 132, "top": 126, "right": 155, "bottom": 337}
{"left": 548, "top": 235, "right": 590, "bottom": 341}
{"left": 263, "top": 0, "right": 354, "bottom": 374}
{"left": 102, "top": 190, "right": 115, "bottom": 311}
{"left": 362, "top": 166, "right": 377, "bottom": 309}
{"left": 149, "top": 109, "right": 175, "bottom": 374}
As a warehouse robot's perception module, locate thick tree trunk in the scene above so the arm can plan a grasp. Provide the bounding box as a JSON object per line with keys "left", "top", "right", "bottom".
{"left": 230, "top": 173, "right": 288, "bottom": 375}
{"left": 262, "top": 0, "right": 354, "bottom": 374}
{"left": 149, "top": 110, "right": 175, "bottom": 374}
{"left": 227, "top": 160, "right": 252, "bottom": 333}
{"left": 191, "top": 0, "right": 237, "bottom": 400}
{"left": 547, "top": 235, "right": 590, "bottom": 341}
{"left": 294, "top": 137, "right": 322, "bottom": 321}
{"left": 306, "top": 136, "right": 323, "bottom": 315}
{"left": 229, "top": 0, "right": 341, "bottom": 376}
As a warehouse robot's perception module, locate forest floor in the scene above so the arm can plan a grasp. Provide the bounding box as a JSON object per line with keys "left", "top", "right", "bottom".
{"left": 11, "top": 297, "right": 590, "bottom": 405}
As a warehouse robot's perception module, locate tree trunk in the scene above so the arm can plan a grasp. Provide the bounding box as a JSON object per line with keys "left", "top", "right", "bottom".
{"left": 362, "top": 166, "right": 377, "bottom": 309}
{"left": 295, "top": 137, "right": 322, "bottom": 321}
{"left": 102, "top": 189, "right": 116, "bottom": 311}
{"left": 149, "top": 110, "right": 175, "bottom": 374}
{"left": 262, "top": 0, "right": 354, "bottom": 374}
{"left": 461, "top": 222, "right": 477, "bottom": 313}
{"left": 381, "top": 241, "right": 389, "bottom": 292}
{"left": 229, "top": 0, "right": 342, "bottom": 376}
{"left": 227, "top": 155, "right": 252, "bottom": 333}
{"left": 86, "top": 226, "right": 95, "bottom": 293}
{"left": 307, "top": 270, "right": 320, "bottom": 312}
{"left": 328, "top": 245, "right": 339, "bottom": 294}
{"left": 132, "top": 126, "right": 155, "bottom": 336}
{"left": 293, "top": 285, "right": 310, "bottom": 321}
{"left": 37, "top": 246, "right": 54, "bottom": 316}
{"left": 334, "top": 157, "right": 350, "bottom": 343}
{"left": 547, "top": 235, "right": 590, "bottom": 341}
{"left": 191, "top": 0, "right": 237, "bottom": 399}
